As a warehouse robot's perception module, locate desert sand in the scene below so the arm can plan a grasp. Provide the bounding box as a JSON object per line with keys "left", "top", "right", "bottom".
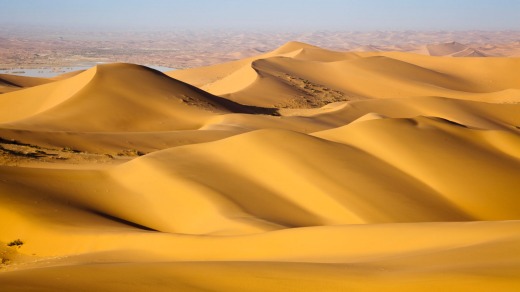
{"left": 0, "top": 42, "right": 520, "bottom": 291}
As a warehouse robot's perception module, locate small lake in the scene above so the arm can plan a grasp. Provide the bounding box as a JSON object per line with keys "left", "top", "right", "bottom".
{"left": 0, "top": 64, "right": 175, "bottom": 78}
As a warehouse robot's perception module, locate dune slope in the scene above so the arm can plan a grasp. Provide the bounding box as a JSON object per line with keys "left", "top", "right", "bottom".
{"left": 0, "top": 63, "right": 272, "bottom": 132}
{"left": 168, "top": 41, "right": 520, "bottom": 107}
{"left": 0, "top": 74, "right": 52, "bottom": 93}
{"left": 1, "top": 42, "right": 520, "bottom": 291}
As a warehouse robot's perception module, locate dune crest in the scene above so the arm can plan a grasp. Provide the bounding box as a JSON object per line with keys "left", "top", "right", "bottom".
{"left": 1, "top": 42, "right": 520, "bottom": 290}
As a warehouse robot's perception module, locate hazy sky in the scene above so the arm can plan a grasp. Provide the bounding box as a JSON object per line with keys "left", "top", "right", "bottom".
{"left": 0, "top": 0, "right": 518, "bottom": 31}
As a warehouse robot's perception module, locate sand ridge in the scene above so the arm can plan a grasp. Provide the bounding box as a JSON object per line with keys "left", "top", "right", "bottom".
{"left": 168, "top": 42, "right": 520, "bottom": 107}
{"left": 1, "top": 42, "right": 520, "bottom": 291}
{"left": 0, "top": 74, "right": 52, "bottom": 94}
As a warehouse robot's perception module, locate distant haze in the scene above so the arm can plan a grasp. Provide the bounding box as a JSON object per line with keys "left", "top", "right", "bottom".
{"left": 0, "top": 0, "right": 519, "bottom": 31}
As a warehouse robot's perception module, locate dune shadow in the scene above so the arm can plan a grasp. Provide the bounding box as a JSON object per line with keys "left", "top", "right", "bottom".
{"left": 142, "top": 65, "right": 280, "bottom": 116}
{"left": 210, "top": 95, "right": 280, "bottom": 116}
{"left": 428, "top": 116, "right": 469, "bottom": 128}
{"left": 89, "top": 209, "right": 158, "bottom": 232}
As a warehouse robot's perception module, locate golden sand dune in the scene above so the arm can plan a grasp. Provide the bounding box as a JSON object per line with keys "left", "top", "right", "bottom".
{"left": 1, "top": 42, "right": 520, "bottom": 290}
{"left": 0, "top": 63, "right": 273, "bottom": 132}
{"left": 169, "top": 41, "right": 520, "bottom": 107}
{"left": 0, "top": 74, "right": 51, "bottom": 94}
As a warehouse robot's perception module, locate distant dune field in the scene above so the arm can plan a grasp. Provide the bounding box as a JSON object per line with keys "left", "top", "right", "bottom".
{"left": 1, "top": 42, "right": 520, "bottom": 291}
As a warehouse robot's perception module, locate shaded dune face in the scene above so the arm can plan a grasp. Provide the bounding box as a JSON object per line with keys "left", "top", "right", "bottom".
{"left": 1, "top": 42, "right": 520, "bottom": 291}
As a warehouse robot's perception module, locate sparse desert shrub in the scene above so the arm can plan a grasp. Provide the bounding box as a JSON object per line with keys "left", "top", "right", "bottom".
{"left": 118, "top": 149, "right": 145, "bottom": 156}
{"left": 7, "top": 239, "right": 23, "bottom": 247}
{"left": 62, "top": 147, "right": 81, "bottom": 153}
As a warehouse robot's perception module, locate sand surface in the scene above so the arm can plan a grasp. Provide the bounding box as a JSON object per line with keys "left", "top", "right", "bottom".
{"left": 1, "top": 42, "right": 520, "bottom": 291}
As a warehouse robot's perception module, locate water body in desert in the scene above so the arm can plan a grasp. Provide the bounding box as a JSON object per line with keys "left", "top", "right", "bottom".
{"left": 0, "top": 65, "right": 175, "bottom": 78}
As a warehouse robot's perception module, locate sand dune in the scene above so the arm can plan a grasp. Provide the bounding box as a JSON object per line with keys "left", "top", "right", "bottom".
{"left": 426, "top": 41, "right": 468, "bottom": 56}
{"left": 0, "top": 63, "right": 270, "bottom": 132}
{"left": 1, "top": 42, "right": 520, "bottom": 290}
{"left": 169, "top": 42, "right": 520, "bottom": 107}
{"left": 421, "top": 41, "right": 488, "bottom": 57}
{"left": 420, "top": 42, "right": 516, "bottom": 57}
{"left": 0, "top": 74, "right": 51, "bottom": 93}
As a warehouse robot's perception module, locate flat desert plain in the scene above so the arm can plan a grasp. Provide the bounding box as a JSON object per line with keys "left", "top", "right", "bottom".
{"left": 1, "top": 41, "right": 520, "bottom": 291}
